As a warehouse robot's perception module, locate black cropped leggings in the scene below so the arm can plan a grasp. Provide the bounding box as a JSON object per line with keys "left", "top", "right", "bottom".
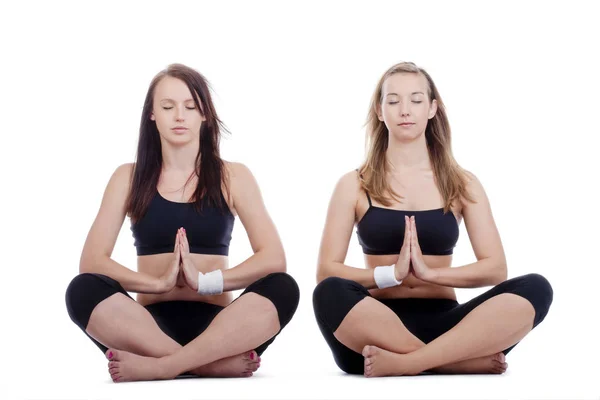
{"left": 66, "top": 272, "right": 300, "bottom": 356}
{"left": 313, "top": 273, "right": 553, "bottom": 374}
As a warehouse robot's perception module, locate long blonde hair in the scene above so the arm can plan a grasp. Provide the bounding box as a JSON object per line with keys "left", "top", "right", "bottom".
{"left": 358, "top": 62, "right": 475, "bottom": 212}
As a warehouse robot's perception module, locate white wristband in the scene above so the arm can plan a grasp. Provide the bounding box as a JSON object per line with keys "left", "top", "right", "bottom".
{"left": 197, "top": 270, "right": 224, "bottom": 295}
{"left": 373, "top": 265, "right": 402, "bottom": 289}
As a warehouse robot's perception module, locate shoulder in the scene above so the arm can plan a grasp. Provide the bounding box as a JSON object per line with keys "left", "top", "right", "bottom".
{"left": 107, "top": 162, "right": 134, "bottom": 192}
{"left": 223, "top": 161, "right": 257, "bottom": 194}
{"left": 223, "top": 160, "right": 253, "bottom": 181}
{"left": 460, "top": 169, "right": 488, "bottom": 206}
{"left": 113, "top": 162, "right": 134, "bottom": 179}
{"left": 331, "top": 169, "right": 362, "bottom": 205}
{"left": 337, "top": 169, "right": 362, "bottom": 191}
{"left": 222, "top": 160, "right": 260, "bottom": 206}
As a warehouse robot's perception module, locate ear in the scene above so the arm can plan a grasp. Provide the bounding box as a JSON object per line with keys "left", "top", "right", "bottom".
{"left": 376, "top": 104, "right": 384, "bottom": 122}
{"left": 428, "top": 99, "right": 438, "bottom": 120}
{"left": 150, "top": 112, "right": 155, "bottom": 121}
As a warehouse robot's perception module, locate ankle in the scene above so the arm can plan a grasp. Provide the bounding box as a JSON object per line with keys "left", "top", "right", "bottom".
{"left": 156, "top": 356, "right": 177, "bottom": 380}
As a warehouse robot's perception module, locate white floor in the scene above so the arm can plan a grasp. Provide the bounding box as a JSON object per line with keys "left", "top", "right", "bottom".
{"left": 9, "top": 362, "right": 599, "bottom": 400}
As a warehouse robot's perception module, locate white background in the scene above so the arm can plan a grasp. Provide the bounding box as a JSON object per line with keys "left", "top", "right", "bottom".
{"left": 1, "top": 1, "right": 599, "bottom": 399}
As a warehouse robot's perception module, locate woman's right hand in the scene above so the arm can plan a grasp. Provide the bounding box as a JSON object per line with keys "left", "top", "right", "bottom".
{"left": 394, "top": 215, "right": 412, "bottom": 282}
{"left": 155, "top": 232, "right": 181, "bottom": 293}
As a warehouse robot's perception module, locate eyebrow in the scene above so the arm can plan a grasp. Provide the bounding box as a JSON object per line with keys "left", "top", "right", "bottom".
{"left": 385, "top": 92, "right": 425, "bottom": 96}
{"left": 159, "top": 98, "right": 195, "bottom": 102}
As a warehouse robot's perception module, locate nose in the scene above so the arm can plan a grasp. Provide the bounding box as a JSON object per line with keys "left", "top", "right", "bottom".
{"left": 175, "top": 105, "right": 185, "bottom": 121}
{"left": 399, "top": 101, "right": 410, "bottom": 117}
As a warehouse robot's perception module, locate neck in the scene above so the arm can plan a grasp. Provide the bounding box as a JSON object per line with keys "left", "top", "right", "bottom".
{"left": 160, "top": 139, "right": 200, "bottom": 173}
{"left": 386, "top": 132, "right": 430, "bottom": 172}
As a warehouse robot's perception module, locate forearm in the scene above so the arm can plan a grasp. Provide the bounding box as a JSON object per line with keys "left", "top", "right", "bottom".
{"left": 317, "top": 262, "right": 378, "bottom": 289}
{"left": 79, "top": 256, "right": 160, "bottom": 293}
{"left": 221, "top": 249, "right": 286, "bottom": 292}
{"left": 425, "top": 258, "right": 507, "bottom": 288}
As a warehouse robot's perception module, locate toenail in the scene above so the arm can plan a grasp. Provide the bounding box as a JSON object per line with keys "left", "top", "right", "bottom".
{"left": 250, "top": 352, "right": 254, "bottom": 360}
{"left": 108, "top": 351, "right": 113, "bottom": 358}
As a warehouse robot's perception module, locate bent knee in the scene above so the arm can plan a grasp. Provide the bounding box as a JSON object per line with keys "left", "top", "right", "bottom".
{"left": 312, "top": 277, "right": 370, "bottom": 332}
{"left": 511, "top": 273, "right": 553, "bottom": 327}
{"left": 246, "top": 272, "right": 300, "bottom": 329}
{"left": 313, "top": 277, "right": 367, "bottom": 310}
{"left": 65, "top": 273, "right": 123, "bottom": 329}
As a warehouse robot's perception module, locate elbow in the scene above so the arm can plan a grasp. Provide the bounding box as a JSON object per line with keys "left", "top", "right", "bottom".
{"left": 492, "top": 262, "right": 508, "bottom": 285}
{"left": 78, "top": 255, "right": 94, "bottom": 274}
{"left": 269, "top": 251, "right": 287, "bottom": 274}
{"left": 79, "top": 252, "right": 104, "bottom": 275}
{"left": 316, "top": 264, "right": 331, "bottom": 284}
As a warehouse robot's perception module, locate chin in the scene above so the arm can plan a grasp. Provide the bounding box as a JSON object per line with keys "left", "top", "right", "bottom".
{"left": 391, "top": 131, "right": 421, "bottom": 142}
{"left": 163, "top": 135, "right": 193, "bottom": 146}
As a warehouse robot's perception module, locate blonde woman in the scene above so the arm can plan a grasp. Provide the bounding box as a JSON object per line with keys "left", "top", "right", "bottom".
{"left": 313, "top": 62, "right": 552, "bottom": 377}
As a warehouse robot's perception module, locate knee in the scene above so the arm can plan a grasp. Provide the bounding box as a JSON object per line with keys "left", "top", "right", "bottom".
{"left": 249, "top": 272, "right": 300, "bottom": 329}
{"left": 312, "top": 277, "right": 365, "bottom": 312}
{"left": 516, "top": 273, "right": 554, "bottom": 326}
{"left": 522, "top": 273, "right": 553, "bottom": 305}
{"left": 65, "top": 273, "right": 95, "bottom": 326}
{"left": 65, "top": 273, "right": 115, "bottom": 328}
{"left": 312, "top": 277, "right": 369, "bottom": 331}
{"left": 66, "top": 273, "right": 99, "bottom": 306}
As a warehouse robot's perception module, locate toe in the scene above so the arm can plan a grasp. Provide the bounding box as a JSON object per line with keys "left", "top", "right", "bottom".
{"left": 363, "top": 345, "right": 379, "bottom": 358}
{"left": 106, "top": 349, "right": 121, "bottom": 361}
{"left": 494, "top": 353, "right": 505, "bottom": 363}
{"left": 248, "top": 350, "right": 257, "bottom": 361}
{"left": 365, "top": 357, "right": 373, "bottom": 367}
{"left": 362, "top": 345, "right": 371, "bottom": 358}
{"left": 242, "top": 371, "right": 253, "bottom": 377}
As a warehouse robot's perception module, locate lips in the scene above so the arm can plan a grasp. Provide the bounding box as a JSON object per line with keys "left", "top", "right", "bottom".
{"left": 398, "top": 123, "right": 414, "bottom": 126}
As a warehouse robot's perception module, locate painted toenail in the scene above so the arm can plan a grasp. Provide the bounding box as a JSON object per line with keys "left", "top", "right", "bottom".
{"left": 108, "top": 351, "right": 113, "bottom": 358}
{"left": 250, "top": 352, "right": 254, "bottom": 360}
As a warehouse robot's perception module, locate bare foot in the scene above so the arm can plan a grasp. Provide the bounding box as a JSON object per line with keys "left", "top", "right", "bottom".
{"left": 430, "top": 353, "right": 508, "bottom": 375}
{"left": 363, "top": 345, "right": 416, "bottom": 377}
{"left": 106, "top": 349, "right": 170, "bottom": 383}
{"left": 190, "top": 351, "right": 261, "bottom": 378}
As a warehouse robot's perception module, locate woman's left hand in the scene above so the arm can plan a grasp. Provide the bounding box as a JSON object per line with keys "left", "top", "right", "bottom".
{"left": 178, "top": 228, "right": 199, "bottom": 291}
{"left": 409, "top": 216, "right": 436, "bottom": 282}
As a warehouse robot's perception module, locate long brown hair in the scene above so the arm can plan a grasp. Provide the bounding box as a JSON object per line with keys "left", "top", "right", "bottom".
{"left": 126, "top": 63, "right": 230, "bottom": 223}
{"left": 358, "top": 62, "right": 474, "bottom": 213}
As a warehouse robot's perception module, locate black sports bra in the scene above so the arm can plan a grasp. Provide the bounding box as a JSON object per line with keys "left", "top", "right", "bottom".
{"left": 356, "top": 191, "right": 459, "bottom": 256}
{"left": 130, "top": 190, "right": 235, "bottom": 256}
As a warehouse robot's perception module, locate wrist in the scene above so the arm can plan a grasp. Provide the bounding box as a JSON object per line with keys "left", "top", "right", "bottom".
{"left": 152, "top": 276, "right": 165, "bottom": 293}
{"left": 374, "top": 265, "right": 402, "bottom": 289}
{"left": 423, "top": 267, "right": 439, "bottom": 283}
{"left": 197, "top": 269, "right": 224, "bottom": 295}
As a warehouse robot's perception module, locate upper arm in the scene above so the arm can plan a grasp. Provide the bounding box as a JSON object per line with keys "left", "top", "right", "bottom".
{"left": 461, "top": 171, "right": 506, "bottom": 265}
{"left": 317, "top": 171, "right": 359, "bottom": 272}
{"left": 228, "top": 162, "right": 284, "bottom": 257}
{"left": 79, "top": 163, "right": 133, "bottom": 271}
